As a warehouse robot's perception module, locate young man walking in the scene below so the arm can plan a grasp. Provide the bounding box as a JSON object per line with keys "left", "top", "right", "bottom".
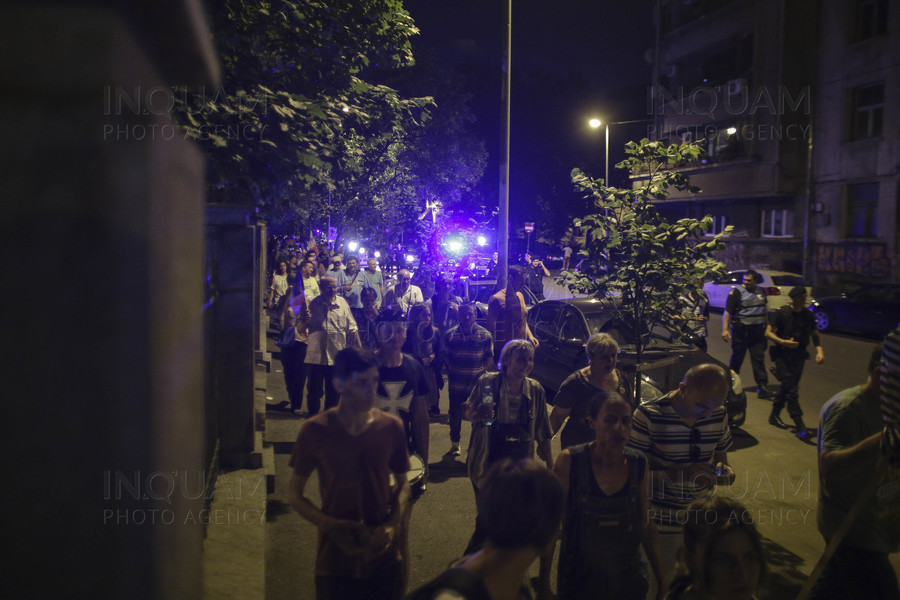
{"left": 288, "top": 347, "right": 411, "bottom": 600}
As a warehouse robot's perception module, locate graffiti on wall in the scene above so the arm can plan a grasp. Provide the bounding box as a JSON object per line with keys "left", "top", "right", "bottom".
{"left": 816, "top": 243, "right": 891, "bottom": 278}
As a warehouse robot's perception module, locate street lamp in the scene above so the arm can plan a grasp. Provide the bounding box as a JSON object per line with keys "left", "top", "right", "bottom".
{"left": 588, "top": 118, "right": 610, "bottom": 186}
{"left": 588, "top": 118, "right": 653, "bottom": 186}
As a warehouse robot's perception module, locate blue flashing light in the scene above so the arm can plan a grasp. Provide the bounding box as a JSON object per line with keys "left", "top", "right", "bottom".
{"left": 476, "top": 235, "right": 487, "bottom": 246}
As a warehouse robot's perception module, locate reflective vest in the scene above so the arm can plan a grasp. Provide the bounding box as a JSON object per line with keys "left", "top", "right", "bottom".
{"left": 733, "top": 285, "right": 767, "bottom": 326}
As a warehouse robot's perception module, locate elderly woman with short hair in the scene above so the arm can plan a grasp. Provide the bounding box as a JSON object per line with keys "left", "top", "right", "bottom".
{"left": 463, "top": 339, "right": 554, "bottom": 560}
{"left": 550, "top": 333, "right": 634, "bottom": 450}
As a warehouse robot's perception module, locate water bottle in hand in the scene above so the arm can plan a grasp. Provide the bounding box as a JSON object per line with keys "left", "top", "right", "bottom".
{"left": 482, "top": 384, "right": 494, "bottom": 426}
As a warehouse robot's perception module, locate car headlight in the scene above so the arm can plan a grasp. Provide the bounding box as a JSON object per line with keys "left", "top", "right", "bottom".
{"left": 730, "top": 369, "right": 743, "bottom": 396}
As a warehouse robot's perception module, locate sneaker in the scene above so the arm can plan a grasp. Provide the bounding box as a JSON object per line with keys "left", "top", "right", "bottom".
{"left": 450, "top": 443, "right": 461, "bottom": 456}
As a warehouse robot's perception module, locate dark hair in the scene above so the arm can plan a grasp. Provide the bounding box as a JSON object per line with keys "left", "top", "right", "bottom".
{"left": 333, "top": 346, "right": 379, "bottom": 380}
{"left": 479, "top": 459, "right": 564, "bottom": 551}
{"left": 587, "top": 389, "right": 627, "bottom": 419}
{"left": 360, "top": 286, "right": 378, "bottom": 302}
{"left": 788, "top": 285, "right": 807, "bottom": 299}
{"left": 376, "top": 305, "right": 407, "bottom": 325}
{"left": 299, "top": 259, "right": 313, "bottom": 270}
{"left": 458, "top": 301, "right": 477, "bottom": 315}
{"left": 508, "top": 264, "right": 525, "bottom": 279}
{"left": 677, "top": 496, "right": 768, "bottom": 587}
{"left": 744, "top": 269, "right": 759, "bottom": 282}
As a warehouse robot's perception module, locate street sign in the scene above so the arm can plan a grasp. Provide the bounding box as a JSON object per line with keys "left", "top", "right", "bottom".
{"left": 524, "top": 222, "right": 534, "bottom": 233}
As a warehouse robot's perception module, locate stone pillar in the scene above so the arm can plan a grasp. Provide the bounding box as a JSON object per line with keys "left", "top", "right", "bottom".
{"left": 206, "top": 205, "right": 263, "bottom": 469}
{"left": 0, "top": 3, "right": 217, "bottom": 599}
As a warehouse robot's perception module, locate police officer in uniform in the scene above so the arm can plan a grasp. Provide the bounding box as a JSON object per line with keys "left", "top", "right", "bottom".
{"left": 765, "top": 286, "right": 824, "bottom": 437}
{"left": 722, "top": 270, "right": 772, "bottom": 398}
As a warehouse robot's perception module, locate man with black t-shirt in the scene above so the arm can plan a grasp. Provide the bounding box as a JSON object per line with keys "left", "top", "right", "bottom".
{"left": 766, "top": 286, "right": 824, "bottom": 437}
{"left": 374, "top": 307, "right": 430, "bottom": 487}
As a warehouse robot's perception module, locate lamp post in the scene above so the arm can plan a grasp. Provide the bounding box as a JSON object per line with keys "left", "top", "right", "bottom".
{"left": 588, "top": 118, "right": 652, "bottom": 186}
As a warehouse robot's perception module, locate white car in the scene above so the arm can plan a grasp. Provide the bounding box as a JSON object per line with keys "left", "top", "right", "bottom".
{"left": 703, "top": 269, "right": 813, "bottom": 311}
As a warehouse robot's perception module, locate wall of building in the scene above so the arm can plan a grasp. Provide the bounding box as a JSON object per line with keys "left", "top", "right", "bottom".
{"left": 1, "top": 3, "right": 218, "bottom": 598}
{"left": 811, "top": 0, "right": 899, "bottom": 294}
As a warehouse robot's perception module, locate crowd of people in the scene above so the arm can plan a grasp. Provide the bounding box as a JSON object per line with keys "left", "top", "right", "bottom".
{"left": 268, "top": 240, "right": 898, "bottom": 600}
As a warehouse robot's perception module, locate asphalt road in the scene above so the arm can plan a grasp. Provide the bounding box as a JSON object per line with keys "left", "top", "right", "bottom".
{"left": 263, "top": 279, "right": 898, "bottom": 599}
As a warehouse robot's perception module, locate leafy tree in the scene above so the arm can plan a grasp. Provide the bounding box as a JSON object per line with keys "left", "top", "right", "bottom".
{"left": 561, "top": 139, "right": 732, "bottom": 397}
{"left": 175, "top": 0, "right": 433, "bottom": 222}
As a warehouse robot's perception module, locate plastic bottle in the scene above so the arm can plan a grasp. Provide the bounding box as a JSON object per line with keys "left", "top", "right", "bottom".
{"left": 482, "top": 384, "right": 494, "bottom": 427}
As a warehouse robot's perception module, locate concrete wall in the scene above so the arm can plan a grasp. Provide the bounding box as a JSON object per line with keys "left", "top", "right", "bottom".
{"left": 1, "top": 3, "right": 216, "bottom": 598}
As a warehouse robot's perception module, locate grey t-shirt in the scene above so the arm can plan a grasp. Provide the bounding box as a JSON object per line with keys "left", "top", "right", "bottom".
{"left": 817, "top": 385, "right": 900, "bottom": 553}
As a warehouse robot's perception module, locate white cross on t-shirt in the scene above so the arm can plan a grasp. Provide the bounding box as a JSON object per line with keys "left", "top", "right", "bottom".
{"left": 377, "top": 381, "right": 414, "bottom": 417}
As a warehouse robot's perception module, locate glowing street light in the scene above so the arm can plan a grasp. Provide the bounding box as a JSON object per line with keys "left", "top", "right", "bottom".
{"left": 405, "top": 254, "right": 416, "bottom": 263}
{"left": 726, "top": 126, "right": 737, "bottom": 135}
{"left": 588, "top": 117, "right": 651, "bottom": 186}
{"left": 476, "top": 235, "right": 488, "bottom": 246}
{"left": 347, "top": 240, "right": 359, "bottom": 252}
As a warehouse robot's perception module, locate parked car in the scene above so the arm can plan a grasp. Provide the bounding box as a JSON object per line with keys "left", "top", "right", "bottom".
{"left": 704, "top": 270, "right": 812, "bottom": 311}
{"left": 809, "top": 284, "right": 900, "bottom": 335}
{"left": 526, "top": 298, "right": 747, "bottom": 428}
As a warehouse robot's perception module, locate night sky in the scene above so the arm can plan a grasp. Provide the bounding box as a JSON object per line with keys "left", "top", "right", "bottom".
{"left": 403, "top": 0, "right": 657, "bottom": 244}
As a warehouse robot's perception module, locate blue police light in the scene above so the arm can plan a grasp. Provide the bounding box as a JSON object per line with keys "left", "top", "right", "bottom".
{"left": 442, "top": 234, "right": 468, "bottom": 257}
{"left": 476, "top": 235, "right": 487, "bottom": 246}
{"left": 406, "top": 254, "right": 416, "bottom": 263}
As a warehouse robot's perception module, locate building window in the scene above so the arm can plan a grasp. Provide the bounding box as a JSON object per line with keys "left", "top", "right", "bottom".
{"left": 761, "top": 209, "right": 793, "bottom": 238}
{"left": 706, "top": 215, "right": 729, "bottom": 236}
{"left": 844, "top": 182, "right": 879, "bottom": 238}
{"left": 852, "top": 83, "right": 884, "bottom": 139}
{"left": 853, "top": 0, "right": 888, "bottom": 41}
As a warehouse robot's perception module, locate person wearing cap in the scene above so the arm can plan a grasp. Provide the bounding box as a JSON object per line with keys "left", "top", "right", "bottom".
{"left": 326, "top": 254, "right": 345, "bottom": 277}
{"left": 765, "top": 285, "right": 824, "bottom": 436}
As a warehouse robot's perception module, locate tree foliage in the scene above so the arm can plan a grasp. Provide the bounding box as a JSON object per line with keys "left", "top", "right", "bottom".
{"left": 561, "top": 139, "right": 732, "bottom": 375}
{"left": 174, "top": 0, "right": 433, "bottom": 218}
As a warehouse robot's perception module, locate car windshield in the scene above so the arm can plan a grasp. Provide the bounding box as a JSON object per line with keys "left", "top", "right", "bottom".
{"left": 771, "top": 274, "right": 806, "bottom": 286}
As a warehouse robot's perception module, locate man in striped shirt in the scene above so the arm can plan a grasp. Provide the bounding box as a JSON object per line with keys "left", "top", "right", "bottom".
{"left": 628, "top": 363, "right": 735, "bottom": 596}
{"left": 302, "top": 276, "right": 361, "bottom": 416}
{"left": 441, "top": 303, "right": 494, "bottom": 456}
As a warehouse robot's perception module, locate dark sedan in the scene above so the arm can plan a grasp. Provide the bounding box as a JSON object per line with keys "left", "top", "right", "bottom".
{"left": 526, "top": 298, "right": 747, "bottom": 428}
{"left": 809, "top": 284, "right": 900, "bottom": 335}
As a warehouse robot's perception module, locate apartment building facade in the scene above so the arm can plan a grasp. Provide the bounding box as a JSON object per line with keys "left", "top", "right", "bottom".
{"left": 810, "top": 0, "right": 898, "bottom": 293}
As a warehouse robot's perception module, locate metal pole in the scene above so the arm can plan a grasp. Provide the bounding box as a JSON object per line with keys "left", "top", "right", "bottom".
{"left": 498, "top": 0, "right": 511, "bottom": 286}
{"left": 605, "top": 124, "right": 610, "bottom": 186}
